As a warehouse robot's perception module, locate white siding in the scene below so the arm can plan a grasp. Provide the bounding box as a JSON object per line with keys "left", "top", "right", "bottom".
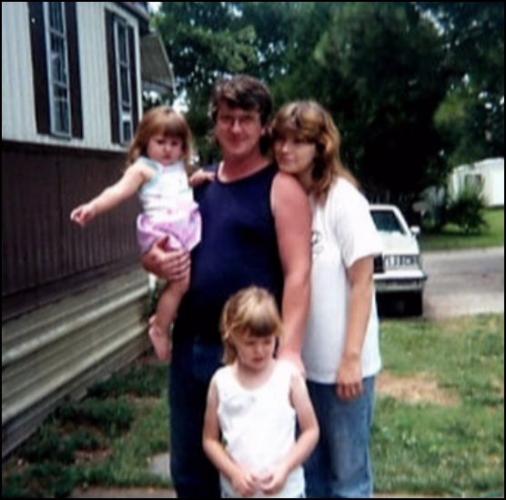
{"left": 2, "top": 2, "right": 143, "bottom": 152}
{"left": 78, "top": 2, "right": 142, "bottom": 151}
{"left": 2, "top": 2, "right": 37, "bottom": 142}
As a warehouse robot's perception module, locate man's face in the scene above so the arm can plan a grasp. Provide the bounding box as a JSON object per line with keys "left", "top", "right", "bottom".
{"left": 215, "top": 101, "right": 265, "bottom": 160}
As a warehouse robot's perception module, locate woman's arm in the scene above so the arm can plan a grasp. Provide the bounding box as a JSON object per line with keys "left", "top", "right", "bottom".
{"left": 202, "top": 379, "right": 259, "bottom": 497}
{"left": 260, "top": 369, "right": 319, "bottom": 495}
{"left": 70, "top": 163, "right": 148, "bottom": 226}
{"left": 337, "top": 255, "right": 374, "bottom": 400}
{"left": 271, "top": 172, "right": 312, "bottom": 373}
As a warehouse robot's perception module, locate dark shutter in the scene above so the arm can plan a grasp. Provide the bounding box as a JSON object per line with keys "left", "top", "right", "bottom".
{"left": 105, "top": 10, "right": 120, "bottom": 144}
{"left": 28, "top": 2, "right": 50, "bottom": 135}
{"left": 128, "top": 26, "right": 139, "bottom": 134}
{"left": 65, "top": 2, "right": 83, "bottom": 139}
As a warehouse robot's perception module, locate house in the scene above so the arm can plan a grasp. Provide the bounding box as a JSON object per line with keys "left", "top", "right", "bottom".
{"left": 2, "top": 1, "right": 174, "bottom": 457}
{"left": 448, "top": 158, "right": 504, "bottom": 207}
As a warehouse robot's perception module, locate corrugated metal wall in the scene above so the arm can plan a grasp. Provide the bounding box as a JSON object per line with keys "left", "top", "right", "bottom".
{"left": 2, "top": 142, "right": 140, "bottom": 301}
{"left": 2, "top": 268, "right": 150, "bottom": 458}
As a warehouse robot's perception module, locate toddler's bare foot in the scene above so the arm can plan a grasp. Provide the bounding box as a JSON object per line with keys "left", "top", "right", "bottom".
{"left": 148, "top": 317, "right": 172, "bottom": 361}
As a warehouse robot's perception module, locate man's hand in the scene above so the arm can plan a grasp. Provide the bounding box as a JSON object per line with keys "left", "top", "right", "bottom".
{"left": 141, "top": 237, "right": 191, "bottom": 282}
{"left": 277, "top": 348, "right": 306, "bottom": 378}
{"left": 189, "top": 168, "right": 216, "bottom": 187}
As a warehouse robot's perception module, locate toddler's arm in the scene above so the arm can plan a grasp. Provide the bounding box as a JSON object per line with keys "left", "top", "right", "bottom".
{"left": 70, "top": 163, "right": 147, "bottom": 226}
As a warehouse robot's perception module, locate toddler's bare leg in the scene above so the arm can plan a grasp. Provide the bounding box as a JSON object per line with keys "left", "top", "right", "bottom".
{"left": 150, "top": 276, "right": 189, "bottom": 361}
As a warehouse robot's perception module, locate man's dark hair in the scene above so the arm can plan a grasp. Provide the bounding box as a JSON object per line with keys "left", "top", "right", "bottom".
{"left": 209, "top": 74, "right": 273, "bottom": 126}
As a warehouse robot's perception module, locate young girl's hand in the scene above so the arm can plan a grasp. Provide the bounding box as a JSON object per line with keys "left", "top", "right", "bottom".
{"left": 230, "top": 465, "right": 260, "bottom": 497}
{"left": 70, "top": 202, "right": 97, "bottom": 227}
{"left": 189, "top": 168, "right": 215, "bottom": 187}
{"left": 258, "top": 462, "right": 289, "bottom": 495}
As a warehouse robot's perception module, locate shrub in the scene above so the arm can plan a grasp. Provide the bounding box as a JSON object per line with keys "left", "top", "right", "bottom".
{"left": 446, "top": 184, "right": 488, "bottom": 234}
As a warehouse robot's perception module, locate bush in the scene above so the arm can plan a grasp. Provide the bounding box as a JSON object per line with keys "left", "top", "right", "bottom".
{"left": 446, "top": 185, "right": 488, "bottom": 234}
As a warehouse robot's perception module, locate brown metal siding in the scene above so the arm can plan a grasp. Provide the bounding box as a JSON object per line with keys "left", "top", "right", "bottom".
{"left": 2, "top": 141, "right": 140, "bottom": 316}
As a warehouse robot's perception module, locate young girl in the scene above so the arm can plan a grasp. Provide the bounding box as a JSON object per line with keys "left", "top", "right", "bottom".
{"left": 271, "top": 101, "right": 382, "bottom": 498}
{"left": 203, "top": 286, "right": 319, "bottom": 498}
{"left": 70, "top": 106, "right": 213, "bottom": 361}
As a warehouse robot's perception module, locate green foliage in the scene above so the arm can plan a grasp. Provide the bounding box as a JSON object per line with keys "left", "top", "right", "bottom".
{"left": 422, "top": 2, "right": 504, "bottom": 164}
{"left": 88, "top": 363, "right": 168, "bottom": 399}
{"left": 446, "top": 184, "right": 488, "bottom": 233}
{"left": 420, "top": 207, "right": 504, "bottom": 250}
{"left": 313, "top": 3, "right": 449, "bottom": 207}
{"left": 56, "top": 398, "right": 134, "bottom": 438}
{"left": 151, "top": 2, "right": 503, "bottom": 204}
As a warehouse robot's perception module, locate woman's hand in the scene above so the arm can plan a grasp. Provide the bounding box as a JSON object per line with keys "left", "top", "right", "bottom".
{"left": 141, "top": 237, "right": 191, "bottom": 282}
{"left": 336, "top": 354, "right": 363, "bottom": 400}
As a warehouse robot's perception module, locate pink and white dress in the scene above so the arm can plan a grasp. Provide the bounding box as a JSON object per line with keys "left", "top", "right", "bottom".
{"left": 136, "top": 157, "right": 202, "bottom": 254}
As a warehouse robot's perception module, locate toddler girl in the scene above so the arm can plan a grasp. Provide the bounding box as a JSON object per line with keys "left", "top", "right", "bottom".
{"left": 71, "top": 106, "right": 212, "bottom": 361}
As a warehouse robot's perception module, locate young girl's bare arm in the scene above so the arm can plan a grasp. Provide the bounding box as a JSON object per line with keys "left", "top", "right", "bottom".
{"left": 261, "top": 368, "right": 319, "bottom": 495}
{"left": 203, "top": 378, "right": 259, "bottom": 497}
{"left": 70, "top": 162, "right": 149, "bottom": 226}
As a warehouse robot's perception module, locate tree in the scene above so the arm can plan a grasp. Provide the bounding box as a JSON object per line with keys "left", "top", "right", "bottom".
{"left": 313, "top": 3, "right": 450, "bottom": 211}
{"left": 152, "top": 2, "right": 260, "bottom": 162}
{"left": 419, "top": 2, "right": 504, "bottom": 165}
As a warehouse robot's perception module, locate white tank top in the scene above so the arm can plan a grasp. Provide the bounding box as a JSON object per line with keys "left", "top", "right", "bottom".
{"left": 137, "top": 157, "right": 194, "bottom": 214}
{"left": 214, "top": 360, "right": 305, "bottom": 498}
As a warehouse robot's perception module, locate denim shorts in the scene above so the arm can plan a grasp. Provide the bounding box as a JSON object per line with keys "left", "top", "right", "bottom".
{"left": 305, "top": 377, "right": 376, "bottom": 498}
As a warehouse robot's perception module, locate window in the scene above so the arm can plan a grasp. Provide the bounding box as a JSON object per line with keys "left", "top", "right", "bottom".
{"left": 370, "top": 209, "right": 407, "bottom": 234}
{"left": 44, "top": 2, "right": 72, "bottom": 137}
{"left": 105, "top": 10, "right": 138, "bottom": 146}
{"left": 114, "top": 19, "right": 133, "bottom": 144}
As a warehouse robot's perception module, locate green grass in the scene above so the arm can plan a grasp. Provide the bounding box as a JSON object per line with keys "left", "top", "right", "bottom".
{"left": 420, "top": 208, "right": 504, "bottom": 251}
{"left": 374, "top": 314, "right": 504, "bottom": 497}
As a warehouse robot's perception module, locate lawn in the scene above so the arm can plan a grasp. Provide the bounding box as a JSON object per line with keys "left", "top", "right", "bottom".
{"left": 2, "top": 315, "right": 504, "bottom": 497}
{"left": 374, "top": 314, "right": 504, "bottom": 497}
{"left": 420, "top": 208, "right": 504, "bottom": 251}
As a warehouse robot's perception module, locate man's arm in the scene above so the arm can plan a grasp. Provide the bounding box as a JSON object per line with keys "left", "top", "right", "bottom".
{"left": 271, "top": 172, "right": 312, "bottom": 371}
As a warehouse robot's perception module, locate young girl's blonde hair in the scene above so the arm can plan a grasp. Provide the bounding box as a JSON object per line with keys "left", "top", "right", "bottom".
{"left": 220, "top": 286, "right": 283, "bottom": 365}
{"left": 126, "top": 106, "right": 194, "bottom": 168}
{"left": 270, "top": 100, "right": 358, "bottom": 202}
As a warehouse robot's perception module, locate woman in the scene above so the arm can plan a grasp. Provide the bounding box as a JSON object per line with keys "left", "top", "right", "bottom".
{"left": 271, "top": 101, "right": 382, "bottom": 498}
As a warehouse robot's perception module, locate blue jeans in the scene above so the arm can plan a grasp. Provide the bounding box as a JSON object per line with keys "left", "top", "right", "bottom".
{"left": 305, "top": 377, "right": 376, "bottom": 498}
{"left": 169, "top": 336, "right": 223, "bottom": 498}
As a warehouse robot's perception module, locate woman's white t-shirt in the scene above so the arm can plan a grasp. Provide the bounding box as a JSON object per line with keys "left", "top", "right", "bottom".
{"left": 302, "top": 177, "right": 383, "bottom": 384}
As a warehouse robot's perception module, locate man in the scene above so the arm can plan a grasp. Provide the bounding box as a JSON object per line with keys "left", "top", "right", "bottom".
{"left": 143, "top": 75, "right": 311, "bottom": 497}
